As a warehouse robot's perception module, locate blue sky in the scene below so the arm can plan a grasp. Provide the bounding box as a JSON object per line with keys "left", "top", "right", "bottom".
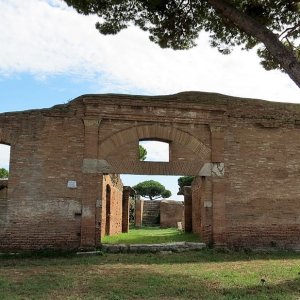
{"left": 1, "top": 0, "right": 300, "bottom": 200}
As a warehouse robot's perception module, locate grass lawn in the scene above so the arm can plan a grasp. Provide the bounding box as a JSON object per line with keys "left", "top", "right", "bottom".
{"left": 0, "top": 250, "right": 300, "bottom": 299}
{"left": 101, "top": 227, "right": 200, "bottom": 244}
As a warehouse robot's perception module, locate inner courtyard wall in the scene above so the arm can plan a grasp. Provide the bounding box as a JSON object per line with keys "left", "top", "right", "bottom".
{"left": 160, "top": 200, "right": 184, "bottom": 229}
{"left": 101, "top": 174, "right": 123, "bottom": 238}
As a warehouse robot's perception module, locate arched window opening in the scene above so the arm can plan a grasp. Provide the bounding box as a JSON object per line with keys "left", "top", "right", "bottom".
{"left": 139, "top": 140, "right": 170, "bottom": 162}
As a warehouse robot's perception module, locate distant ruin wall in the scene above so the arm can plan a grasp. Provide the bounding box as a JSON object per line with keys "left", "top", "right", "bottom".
{"left": 137, "top": 199, "right": 184, "bottom": 229}
{"left": 160, "top": 200, "right": 184, "bottom": 229}
{"left": 142, "top": 200, "right": 160, "bottom": 226}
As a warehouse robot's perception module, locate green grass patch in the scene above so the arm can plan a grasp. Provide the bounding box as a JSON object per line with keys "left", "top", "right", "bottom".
{"left": 101, "top": 227, "right": 200, "bottom": 244}
{"left": 0, "top": 250, "right": 300, "bottom": 299}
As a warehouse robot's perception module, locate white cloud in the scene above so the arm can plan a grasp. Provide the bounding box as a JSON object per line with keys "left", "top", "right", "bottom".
{"left": 140, "top": 141, "right": 169, "bottom": 162}
{"left": 0, "top": 145, "right": 10, "bottom": 170}
{"left": 0, "top": 0, "right": 299, "bottom": 102}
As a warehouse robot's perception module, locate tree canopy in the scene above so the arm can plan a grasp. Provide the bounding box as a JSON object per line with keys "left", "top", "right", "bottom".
{"left": 0, "top": 168, "right": 9, "bottom": 179}
{"left": 133, "top": 180, "right": 171, "bottom": 200}
{"left": 139, "top": 145, "right": 147, "bottom": 161}
{"left": 177, "top": 176, "right": 194, "bottom": 195}
{"left": 63, "top": 0, "right": 300, "bottom": 88}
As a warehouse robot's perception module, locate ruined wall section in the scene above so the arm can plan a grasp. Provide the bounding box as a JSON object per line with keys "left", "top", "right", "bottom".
{"left": 224, "top": 100, "right": 300, "bottom": 249}
{"left": 0, "top": 102, "right": 87, "bottom": 250}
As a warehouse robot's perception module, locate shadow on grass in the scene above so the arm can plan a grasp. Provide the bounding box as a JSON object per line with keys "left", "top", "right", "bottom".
{"left": 1, "top": 249, "right": 300, "bottom": 268}
{"left": 97, "top": 250, "right": 300, "bottom": 266}
{"left": 1, "top": 262, "right": 299, "bottom": 300}
{"left": 218, "top": 278, "right": 300, "bottom": 300}
{"left": 78, "top": 267, "right": 300, "bottom": 300}
{"left": 0, "top": 273, "right": 74, "bottom": 299}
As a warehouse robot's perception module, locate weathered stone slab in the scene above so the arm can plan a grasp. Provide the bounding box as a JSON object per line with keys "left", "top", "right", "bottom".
{"left": 101, "top": 242, "right": 206, "bottom": 253}
{"left": 199, "top": 163, "right": 225, "bottom": 177}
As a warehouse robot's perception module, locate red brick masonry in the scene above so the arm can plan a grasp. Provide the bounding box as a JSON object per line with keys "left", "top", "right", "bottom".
{"left": 0, "top": 92, "right": 299, "bottom": 250}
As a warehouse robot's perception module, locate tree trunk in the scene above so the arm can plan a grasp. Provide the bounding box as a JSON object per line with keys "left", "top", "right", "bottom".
{"left": 207, "top": 0, "right": 300, "bottom": 89}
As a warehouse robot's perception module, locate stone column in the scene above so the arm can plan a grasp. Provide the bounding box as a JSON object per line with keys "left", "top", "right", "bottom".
{"left": 183, "top": 186, "right": 192, "bottom": 233}
{"left": 135, "top": 197, "right": 144, "bottom": 228}
{"left": 80, "top": 118, "right": 102, "bottom": 249}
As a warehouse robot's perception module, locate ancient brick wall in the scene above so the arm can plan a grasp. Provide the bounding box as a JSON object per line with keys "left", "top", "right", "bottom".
{"left": 160, "top": 200, "right": 184, "bottom": 228}
{"left": 224, "top": 120, "right": 300, "bottom": 249}
{"left": 0, "top": 92, "right": 300, "bottom": 250}
{"left": 0, "top": 107, "right": 85, "bottom": 250}
{"left": 142, "top": 200, "right": 160, "bottom": 226}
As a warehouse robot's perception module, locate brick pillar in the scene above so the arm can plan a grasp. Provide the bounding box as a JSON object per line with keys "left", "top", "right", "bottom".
{"left": 200, "top": 177, "right": 213, "bottom": 245}
{"left": 212, "top": 179, "right": 227, "bottom": 247}
{"left": 191, "top": 177, "right": 202, "bottom": 234}
{"left": 122, "top": 187, "right": 132, "bottom": 233}
{"left": 210, "top": 125, "right": 227, "bottom": 247}
{"left": 135, "top": 198, "right": 144, "bottom": 228}
{"left": 184, "top": 186, "right": 192, "bottom": 233}
{"left": 81, "top": 118, "right": 101, "bottom": 249}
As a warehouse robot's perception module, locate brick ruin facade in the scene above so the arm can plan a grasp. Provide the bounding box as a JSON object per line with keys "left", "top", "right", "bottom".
{"left": 133, "top": 199, "right": 184, "bottom": 228}
{"left": 0, "top": 92, "right": 300, "bottom": 250}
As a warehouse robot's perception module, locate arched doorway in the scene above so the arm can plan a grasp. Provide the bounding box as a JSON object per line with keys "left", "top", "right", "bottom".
{"left": 96, "top": 123, "right": 213, "bottom": 244}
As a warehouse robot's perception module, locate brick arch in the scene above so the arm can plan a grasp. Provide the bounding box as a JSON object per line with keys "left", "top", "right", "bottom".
{"left": 99, "top": 124, "right": 210, "bottom": 160}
